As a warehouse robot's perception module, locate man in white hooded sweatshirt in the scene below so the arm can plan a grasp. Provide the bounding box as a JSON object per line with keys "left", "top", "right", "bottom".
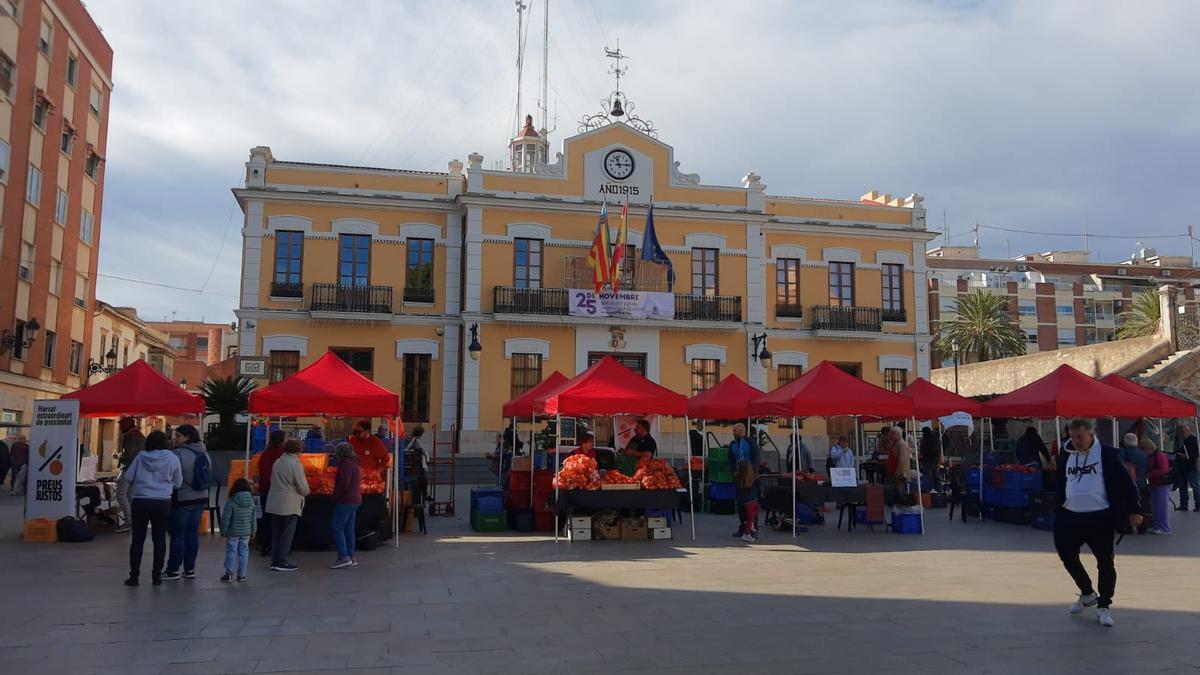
{"left": 1055, "top": 418, "right": 1141, "bottom": 627}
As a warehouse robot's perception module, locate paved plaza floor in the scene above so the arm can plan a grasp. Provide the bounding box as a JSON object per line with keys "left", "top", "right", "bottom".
{"left": 0, "top": 487, "right": 1198, "bottom": 674}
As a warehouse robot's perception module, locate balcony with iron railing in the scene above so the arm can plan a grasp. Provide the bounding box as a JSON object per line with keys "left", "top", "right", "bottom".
{"left": 881, "top": 307, "right": 907, "bottom": 323}
{"left": 810, "top": 305, "right": 882, "bottom": 333}
{"left": 492, "top": 286, "right": 741, "bottom": 322}
{"left": 309, "top": 283, "right": 393, "bottom": 316}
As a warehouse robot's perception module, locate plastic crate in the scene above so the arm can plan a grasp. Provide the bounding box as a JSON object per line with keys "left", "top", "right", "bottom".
{"left": 707, "top": 446, "right": 730, "bottom": 464}
{"left": 892, "top": 512, "right": 922, "bottom": 534}
{"left": 474, "top": 496, "right": 504, "bottom": 515}
{"left": 470, "top": 487, "right": 504, "bottom": 512}
{"left": 965, "top": 466, "right": 987, "bottom": 493}
{"left": 23, "top": 518, "right": 57, "bottom": 543}
{"left": 506, "top": 490, "right": 531, "bottom": 510}
{"left": 1031, "top": 512, "right": 1055, "bottom": 531}
{"left": 471, "top": 511, "right": 507, "bottom": 532}
{"left": 533, "top": 512, "right": 556, "bottom": 532}
{"left": 709, "top": 481, "right": 736, "bottom": 501}
{"left": 707, "top": 468, "right": 733, "bottom": 484}
{"left": 1020, "top": 471, "right": 1040, "bottom": 489}
{"left": 992, "top": 506, "right": 1031, "bottom": 526}
{"left": 708, "top": 498, "right": 737, "bottom": 515}
{"left": 508, "top": 510, "right": 534, "bottom": 532}
{"left": 983, "top": 487, "right": 1031, "bottom": 508}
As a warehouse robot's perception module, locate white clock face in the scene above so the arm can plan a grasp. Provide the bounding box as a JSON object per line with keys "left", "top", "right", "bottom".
{"left": 603, "top": 149, "right": 635, "bottom": 180}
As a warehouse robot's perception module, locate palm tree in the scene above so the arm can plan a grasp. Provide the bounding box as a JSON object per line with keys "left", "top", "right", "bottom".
{"left": 935, "top": 290, "right": 1025, "bottom": 363}
{"left": 1115, "top": 289, "right": 1161, "bottom": 339}
{"left": 201, "top": 376, "right": 255, "bottom": 452}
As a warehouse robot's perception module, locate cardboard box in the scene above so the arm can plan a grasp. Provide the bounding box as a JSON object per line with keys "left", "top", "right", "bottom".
{"left": 568, "top": 527, "right": 592, "bottom": 541}
{"left": 646, "top": 516, "right": 669, "bottom": 529}
{"left": 595, "top": 522, "right": 621, "bottom": 540}
{"left": 620, "top": 518, "right": 648, "bottom": 540}
{"left": 511, "top": 456, "right": 532, "bottom": 472}
{"left": 601, "top": 483, "right": 641, "bottom": 490}
{"left": 570, "top": 516, "right": 592, "bottom": 529}
{"left": 650, "top": 527, "right": 672, "bottom": 540}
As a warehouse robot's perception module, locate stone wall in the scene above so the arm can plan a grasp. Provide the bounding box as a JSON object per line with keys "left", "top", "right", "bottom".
{"left": 930, "top": 334, "right": 1171, "bottom": 396}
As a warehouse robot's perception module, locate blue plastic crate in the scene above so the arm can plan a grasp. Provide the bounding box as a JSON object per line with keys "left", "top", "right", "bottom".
{"left": 983, "top": 487, "right": 1030, "bottom": 508}
{"left": 892, "top": 512, "right": 922, "bottom": 534}
{"left": 855, "top": 507, "right": 867, "bottom": 524}
{"left": 709, "top": 481, "right": 736, "bottom": 501}
{"left": 998, "top": 471, "right": 1024, "bottom": 490}
{"left": 1020, "top": 471, "right": 1040, "bottom": 490}
{"left": 1031, "top": 512, "right": 1055, "bottom": 531}
{"left": 470, "top": 487, "right": 504, "bottom": 513}
{"left": 965, "top": 466, "right": 987, "bottom": 493}
{"left": 474, "top": 496, "right": 504, "bottom": 515}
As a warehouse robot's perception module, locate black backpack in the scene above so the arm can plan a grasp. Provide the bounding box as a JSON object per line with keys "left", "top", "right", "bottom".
{"left": 189, "top": 448, "right": 212, "bottom": 492}
{"left": 57, "top": 516, "right": 94, "bottom": 543}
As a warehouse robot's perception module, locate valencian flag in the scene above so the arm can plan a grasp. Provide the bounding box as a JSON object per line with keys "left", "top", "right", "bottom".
{"left": 640, "top": 201, "right": 675, "bottom": 291}
{"left": 609, "top": 197, "right": 629, "bottom": 291}
{"left": 586, "top": 201, "right": 613, "bottom": 294}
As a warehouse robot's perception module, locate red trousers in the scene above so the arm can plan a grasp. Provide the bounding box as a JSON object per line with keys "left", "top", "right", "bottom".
{"left": 742, "top": 501, "right": 759, "bottom": 533}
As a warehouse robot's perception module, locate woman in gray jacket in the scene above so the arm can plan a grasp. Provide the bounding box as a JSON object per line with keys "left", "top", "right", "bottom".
{"left": 266, "top": 440, "right": 309, "bottom": 571}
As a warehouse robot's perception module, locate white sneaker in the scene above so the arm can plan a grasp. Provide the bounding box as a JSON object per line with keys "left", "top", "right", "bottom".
{"left": 1070, "top": 592, "right": 1099, "bottom": 615}
{"left": 741, "top": 533, "right": 755, "bottom": 543}
{"left": 113, "top": 524, "right": 131, "bottom": 534}
{"left": 1097, "top": 608, "right": 1114, "bottom": 627}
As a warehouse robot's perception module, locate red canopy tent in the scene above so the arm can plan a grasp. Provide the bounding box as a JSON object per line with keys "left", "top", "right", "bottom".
{"left": 748, "top": 361, "right": 915, "bottom": 537}
{"left": 534, "top": 356, "right": 687, "bottom": 417}
{"left": 502, "top": 371, "right": 568, "bottom": 418}
{"left": 63, "top": 359, "right": 205, "bottom": 417}
{"left": 1098, "top": 374, "right": 1196, "bottom": 418}
{"left": 687, "top": 373, "right": 764, "bottom": 420}
{"left": 248, "top": 351, "right": 400, "bottom": 417}
{"left": 748, "top": 361, "right": 914, "bottom": 419}
{"left": 898, "top": 377, "right": 983, "bottom": 419}
{"left": 246, "top": 351, "right": 404, "bottom": 546}
{"left": 981, "top": 364, "right": 1161, "bottom": 419}
{"left": 532, "top": 356, "right": 693, "bottom": 539}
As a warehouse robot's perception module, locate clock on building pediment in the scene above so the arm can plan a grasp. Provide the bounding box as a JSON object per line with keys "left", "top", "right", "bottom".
{"left": 603, "top": 149, "right": 635, "bottom": 180}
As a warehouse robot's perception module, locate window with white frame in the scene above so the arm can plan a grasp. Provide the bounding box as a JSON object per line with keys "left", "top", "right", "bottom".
{"left": 89, "top": 84, "right": 102, "bottom": 118}
{"left": 60, "top": 128, "right": 73, "bottom": 154}
{"left": 80, "top": 210, "right": 93, "bottom": 245}
{"left": 26, "top": 164, "right": 39, "bottom": 204}
{"left": 38, "top": 19, "right": 51, "bottom": 55}
{"left": 0, "top": 139, "right": 9, "bottom": 178}
{"left": 55, "top": 189, "right": 67, "bottom": 224}
{"left": 18, "top": 242, "right": 32, "bottom": 281}
{"left": 1018, "top": 301, "right": 1036, "bottom": 316}
{"left": 1056, "top": 329, "right": 1075, "bottom": 346}
{"left": 66, "top": 55, "right": 77, "bottom": 87}
{"left": 32, "top": 99, "right": 48, "bottom": 129}
{"left": 49, "top": 260, "right": 61, "bottom": 294}
{"left": 0, "top": 52, "right": 13, "bottom": 97}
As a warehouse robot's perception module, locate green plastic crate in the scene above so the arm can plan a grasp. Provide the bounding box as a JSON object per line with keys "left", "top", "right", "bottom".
{"left": 618, "top": 456, "right": 640, "bottom": 476}
{"left": 471, "top": 511, "right": 508, "bottom": 532}
{"left": 707, "top": 467, "right": 733, "bottom": 483}
{"left": 707, "top": 446, "right": 730, "bottom": 464}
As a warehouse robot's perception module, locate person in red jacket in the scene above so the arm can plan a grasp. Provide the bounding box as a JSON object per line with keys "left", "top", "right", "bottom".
{"left": 349, "top": 419, "right": 391, "bottom": 475}
{"left": 330, "top": 443, "right": 362, "bottom": 569}
{"left": 255, "top": 430, "right": 286, "bottom": 556}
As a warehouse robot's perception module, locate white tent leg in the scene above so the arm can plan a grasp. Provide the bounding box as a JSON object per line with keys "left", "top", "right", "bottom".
{"left": 554, "top": 414, "right": 561, "bottom": 542}
{"left": 1056, "top": 416, "right": 1061, "bottom": 452}
{"left": 243, "top": 421, "right": 253, "bottom": 479}
{"left": 913, "top": 416, "right": 924, "bottom": 535}
{"left": 702, "top": 420, "right": 708, "bottom": 487}
{"left": 685, "top": 415, "right": 695, "bottom": 540}
{"left": 1157, "top": 418, "right": 1164, "bottom": 453}
{"left": 393, "top": 417, "right": 401, "bottom": 547}
{"left": 791, "top": 417, "right": 798, "bottom": 538}
{"left": 529, "top": 414, "right": 535, "bottom": 518}
{"left": 1111, "top": 416, "right": 1118, "bottom": 446}
{"left": 978, "top": 418, "right": 985, "bottom": 521}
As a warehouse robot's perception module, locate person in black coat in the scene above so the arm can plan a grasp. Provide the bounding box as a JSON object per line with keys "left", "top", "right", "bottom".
{"left": 1054, "top": 418, "right": 1141, "bottom": 628}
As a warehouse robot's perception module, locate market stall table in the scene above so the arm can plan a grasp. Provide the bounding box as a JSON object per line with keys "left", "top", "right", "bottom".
{"left": 293, "top": 493, "right": 389, "bottom": 549}
{"left": 552, "top": 488, "right": 687, "bottom": 517}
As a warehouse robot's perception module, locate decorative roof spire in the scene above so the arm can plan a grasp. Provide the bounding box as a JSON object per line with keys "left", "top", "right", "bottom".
{"left": 578, "top": 42, "right": 656, "bottom": 137}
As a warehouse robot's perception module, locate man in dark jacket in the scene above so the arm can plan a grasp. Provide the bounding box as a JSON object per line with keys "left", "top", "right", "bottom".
{"left": 256, "top": 430, "right": 287, "bottom": 556}
{"left": 1174, "top": 423, "right": 1199, "bottom": 512}
{"left": 114, "top": 417, "right": 146, "bottom": 533}
{"left": 1055, "top": 418, "right": 1141, "bottom": 628}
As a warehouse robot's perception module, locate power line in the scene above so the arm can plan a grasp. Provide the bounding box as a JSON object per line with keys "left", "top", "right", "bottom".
{"left": 977, "top": 223, "right": 1188, "bottom": 240}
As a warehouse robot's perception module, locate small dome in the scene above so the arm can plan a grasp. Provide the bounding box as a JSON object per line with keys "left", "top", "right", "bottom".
{"left": 517, "top": 114, "right": 539, "bottom": 138}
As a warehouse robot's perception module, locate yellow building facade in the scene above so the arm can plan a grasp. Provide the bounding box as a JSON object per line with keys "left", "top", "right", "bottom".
{"left": 234, "top": 121, "right": 935, "bottom": 454}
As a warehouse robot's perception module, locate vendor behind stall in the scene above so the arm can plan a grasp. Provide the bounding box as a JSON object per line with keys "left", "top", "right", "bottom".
{"left": 349, "top": 419, "right": 391, "bottom": 474}
{"left": 574, "top": 432, "right": 616, "bottom": 471}
{"left": 622, "top": 419, "right": 657, "bottom": 459}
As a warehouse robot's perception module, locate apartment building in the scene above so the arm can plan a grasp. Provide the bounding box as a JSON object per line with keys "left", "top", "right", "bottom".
{"left": 928, "top": 245, "right": 1198, "bottom": 362}
{"left": 0, "top": 0, "right": 111, "bottom": 424}
{"left": 234, "top": 113, "right": 936, "bottom": 452}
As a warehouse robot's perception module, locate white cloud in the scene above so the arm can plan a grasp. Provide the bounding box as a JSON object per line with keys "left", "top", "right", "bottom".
{"left": 89, "top": 0, "right": 1200, "bottom": 322}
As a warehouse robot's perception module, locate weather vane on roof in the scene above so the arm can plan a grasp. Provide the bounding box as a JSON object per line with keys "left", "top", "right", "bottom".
{"left": 579, "top": 42, "right": 657, "bottom": 137}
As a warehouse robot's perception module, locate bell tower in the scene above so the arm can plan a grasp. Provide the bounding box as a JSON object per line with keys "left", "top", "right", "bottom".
{"left": 509, "top": 114, "right": 549, "bottom": 173}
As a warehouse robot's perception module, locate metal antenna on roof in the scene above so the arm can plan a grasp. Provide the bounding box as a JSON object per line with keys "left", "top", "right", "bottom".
{"left": 539, "top": 0, "right": 550, "bottom": 133}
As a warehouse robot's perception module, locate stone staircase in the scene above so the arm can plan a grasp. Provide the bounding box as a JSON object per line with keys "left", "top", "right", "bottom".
{"left": 1133, "top": 349, "right": 1192, "bottom": 382}
{"left": 455, "top": 456, "right": 497, "bottom": 487}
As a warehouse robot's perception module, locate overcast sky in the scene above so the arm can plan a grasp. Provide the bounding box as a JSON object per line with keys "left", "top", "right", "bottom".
{"left": 87, "top": 0, "right": 1200, "bottom": 323}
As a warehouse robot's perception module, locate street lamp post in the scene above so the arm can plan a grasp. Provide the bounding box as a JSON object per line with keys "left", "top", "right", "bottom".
{"left": 88, "top": 348, "right": 120, "bottom": 379}
{"left": 0, "top": 317, "right": 40, "bottom": 355}
{"left": 750, "top": 332, "right": 772, "bottom": 368}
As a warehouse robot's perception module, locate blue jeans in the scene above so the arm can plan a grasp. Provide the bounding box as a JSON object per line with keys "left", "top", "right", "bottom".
{"left": 166, "top": 502, "right": 204, "bottom": 574}
{"left": 224, "top": 536, "right": 250, "bottom": 576}
{"left": 331, "top": 503, "right": 359, "bottom": 559}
